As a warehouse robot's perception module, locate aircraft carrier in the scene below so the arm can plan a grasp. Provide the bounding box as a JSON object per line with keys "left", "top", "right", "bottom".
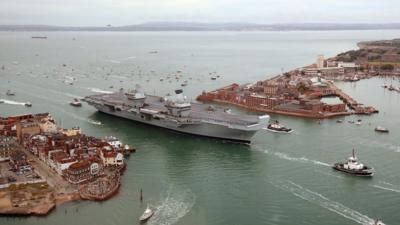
{"left": 83, "top": 88, "right": 269, "bottom": 143}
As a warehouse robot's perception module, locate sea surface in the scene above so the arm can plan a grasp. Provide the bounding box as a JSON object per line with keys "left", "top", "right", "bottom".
{"left": 1, "top": 30, "right": 400, "bottom": 225}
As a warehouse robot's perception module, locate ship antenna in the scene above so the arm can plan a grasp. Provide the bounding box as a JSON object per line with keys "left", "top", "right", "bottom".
{"left": 352, "top": 148, "right": 355, "bottom": 158}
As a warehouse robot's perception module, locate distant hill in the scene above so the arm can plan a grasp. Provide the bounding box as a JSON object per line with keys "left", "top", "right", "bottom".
{"left": 334, "top": 38, "right": 400, "bottom": 63}
{"left": 2, "top": 22, "right": 400, "bottom": 31}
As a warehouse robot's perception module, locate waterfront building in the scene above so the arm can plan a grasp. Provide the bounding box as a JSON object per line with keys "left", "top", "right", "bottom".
{"left": 65, "top": 159, "right": 102, "bottom": 184}
{"left": 304, "top": 67, "right": 344, "bottom": 78}
{"left": 54, "top": 157, "right": 77, "bottom": 175}
{"left": 100, "top": 148, "right": 124, "bottom": 166}
{"left": 38, "top": 119, "right": 58, "bottom": 133}
{"left": 0, "top": 136, "right": 18, "bottom": 161}
{"left": 61, "top": 127, "right": 81, "bottom": 137}
{"left": 16, "top": 119, "right": 41, "bottom": 142}
{"left": 104, "top": 136, "right": 122, "bottom": 148}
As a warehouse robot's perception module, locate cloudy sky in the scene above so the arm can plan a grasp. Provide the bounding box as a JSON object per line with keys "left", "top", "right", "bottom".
{"left": 1, "top": 0, "right": 399, "bottom": 26}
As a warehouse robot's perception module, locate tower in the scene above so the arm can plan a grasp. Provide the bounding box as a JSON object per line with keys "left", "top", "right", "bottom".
{"left": 316, "top": 55, "right": 324, "bottom": 69}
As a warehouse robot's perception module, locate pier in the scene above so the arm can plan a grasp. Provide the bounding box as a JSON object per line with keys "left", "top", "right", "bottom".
{"left": 327, "top": 82, "right": 378, "bottom": 114}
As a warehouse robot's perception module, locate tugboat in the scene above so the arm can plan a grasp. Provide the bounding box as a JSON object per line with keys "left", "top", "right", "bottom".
{"left": 332, "top": 149, "right": 374, "bottom": 177}
{"left": 139, "top": 205, "right": 154, "bottom": 223}
{"left": 263, "top": 120, "right": 293, "bottom": 134}
{"left": 375, "top": 126, "right": 389, "bottom": 133}
{"left": 70, "top": 98, "right": 82, "bottom": 107}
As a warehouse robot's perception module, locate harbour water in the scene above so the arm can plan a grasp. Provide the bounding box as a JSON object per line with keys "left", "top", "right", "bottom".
{"left": 1, "top": 30, "right": 400, "bottom": 225}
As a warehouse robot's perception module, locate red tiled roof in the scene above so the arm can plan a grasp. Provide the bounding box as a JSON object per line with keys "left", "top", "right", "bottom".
{"left": 69, "top": 160, "right": 90, "bottom": 170}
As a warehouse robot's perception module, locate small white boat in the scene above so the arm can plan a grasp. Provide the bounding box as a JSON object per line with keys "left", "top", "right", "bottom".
{"left": 375, "top": 126, "right": 389, "bottom": 133}
{"left": 139, "top": 206, "right": 154, "bottom": 222}
{"left": 70, "top": 98, "right": 82, "bottom": 107}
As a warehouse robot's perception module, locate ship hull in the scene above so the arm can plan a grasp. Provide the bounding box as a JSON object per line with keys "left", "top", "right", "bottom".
{"left": 332, "top": 164, "right": 374, "bottom": 177}
{"left": 95, "top": 105, "right": 256, "bottom": 144}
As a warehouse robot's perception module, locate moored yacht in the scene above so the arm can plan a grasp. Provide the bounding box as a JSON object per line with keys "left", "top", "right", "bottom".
{"left": 263, "top": 120, "right": 293, "bottom": 134}
{"left": 332, "top": 149, "right": 374, "bottom": 177}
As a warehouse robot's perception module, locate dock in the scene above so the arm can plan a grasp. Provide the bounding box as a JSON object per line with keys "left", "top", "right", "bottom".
{"left": 327, "top": 82, "right": 378, "bottom": 114}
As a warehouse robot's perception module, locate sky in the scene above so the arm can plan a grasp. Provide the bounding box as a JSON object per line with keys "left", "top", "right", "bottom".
{"left": 1, "top": 0, "right": 400, "bottom": 26}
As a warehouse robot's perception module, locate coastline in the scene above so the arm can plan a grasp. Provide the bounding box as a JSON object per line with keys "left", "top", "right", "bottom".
{"left": 0, "top": 182, "right": 119, "bottom": 216}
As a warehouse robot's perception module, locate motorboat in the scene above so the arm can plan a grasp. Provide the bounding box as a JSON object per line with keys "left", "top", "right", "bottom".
{"left": 355, "top": 119, "right": 362, "bottom": 125}
{"left": 6, "top": 90, "right": 15, "bottom": 96}
{"left": 70, "top": 98, "right": 82, "bottom": 107}
{"left": 371, "top": 219, "right": 385, "bottom": 225}
{"left": 25, "top": 102, "right": 32, "bottom": 107}
{"left": 139, "top": 206, "right": 154, "bottom": 223}
{"left": 336, "top": 120, "right": 343, "bottom": 123}
{"left": 375, "top": 126, "right": 389, "bottom": 133}
{"left": 263, "top": 120, "right": 293, "bottom": 134}
{"left": 332, "top": 149, "right": 374, "bottom": 177}
{"left": 88, "top": 119, "right": 102, "bottom": 125}
{"left": 0, "top": 100, "right": 4, "bottom": 104}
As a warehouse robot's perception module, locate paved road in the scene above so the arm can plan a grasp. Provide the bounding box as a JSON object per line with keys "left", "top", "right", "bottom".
{"left": 21, "top": 148, "right": 77, "bottom": 194}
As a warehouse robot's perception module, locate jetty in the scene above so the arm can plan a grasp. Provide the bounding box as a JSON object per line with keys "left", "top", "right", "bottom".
{"left": 327, "top": 82, "right": 378, "bottom": 114}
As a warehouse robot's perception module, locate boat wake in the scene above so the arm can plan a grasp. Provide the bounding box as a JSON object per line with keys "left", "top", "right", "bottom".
{"left": 313, "top": 170, "right": 344, "bottom": 179}
{"left": 148, "top": 187, "right": 196, "bottom": 225}
{"left": 87, "top": 119, "right": 103, "bottom": 126}
{"left": 105, "top": 59, "right": 121, "bottom": 64}
{"left": 273, "top": 152, "right": 331, "bottom": 167}
{"left": 64, "top": 93, "right": 84, "bottom": 99}
{"left": 105, "top": 56, "right": 136, "bottom": 64}
{"left": 0, "top": 99, "right": 26, "bottom": 106}
{"left": 271, "top": 179, "right": 375, "bottom": 225}
{"left": 251, "top": 146, "right": 330, "bottom": 167}
{"left": 345, "top": 137, "right": 399, "bottom": 153}
{"left": 372, "top": 181, "right": 400, "bottom": 193}
{"left": 89, "top": 88, "right": 113, "bottom": 94}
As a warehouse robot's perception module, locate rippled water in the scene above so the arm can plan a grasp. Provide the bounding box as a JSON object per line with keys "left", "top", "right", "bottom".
{"left": 1, "top": 31, "right": 400, "bottom": 225}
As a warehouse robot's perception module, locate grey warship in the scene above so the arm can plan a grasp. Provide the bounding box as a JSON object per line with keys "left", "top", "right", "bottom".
{"left": 83, "top": 87, "right": 269, "bottom": 143}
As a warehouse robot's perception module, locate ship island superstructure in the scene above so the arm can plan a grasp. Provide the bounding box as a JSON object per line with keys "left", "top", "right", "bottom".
{"left": 83, "top": 87, "right": 269, "bottom": 143}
